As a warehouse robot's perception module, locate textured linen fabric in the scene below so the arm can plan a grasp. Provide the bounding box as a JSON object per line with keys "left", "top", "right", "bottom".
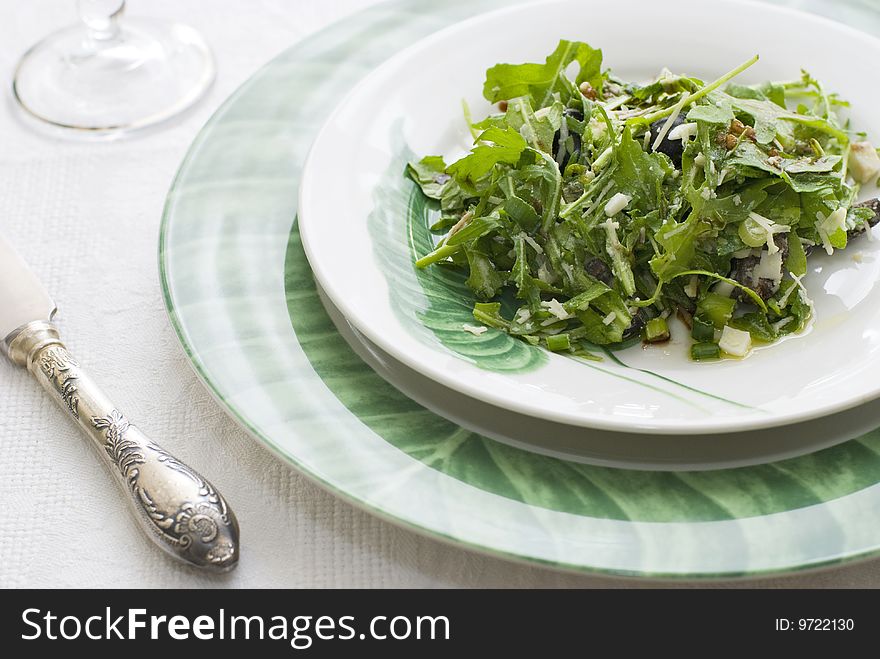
{"left": 0, "top": 0, "right": 878, "bottom": 588}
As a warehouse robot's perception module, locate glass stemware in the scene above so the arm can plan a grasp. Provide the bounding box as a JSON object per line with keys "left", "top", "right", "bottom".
{"left": 13, "top": 0, "right": 214, "bottom": 136}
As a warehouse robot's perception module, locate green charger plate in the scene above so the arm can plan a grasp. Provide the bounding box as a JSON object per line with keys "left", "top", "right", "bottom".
{"left": 160, "top": 0, "right": 880, "bottom": 578}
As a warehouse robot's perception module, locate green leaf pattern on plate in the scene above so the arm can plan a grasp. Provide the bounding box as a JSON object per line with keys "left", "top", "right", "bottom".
{"left": 365, "top": 138, "right": 546, "bottom": 373}
{"left": 287, "top": 218, "right": 880, "bottom": 523}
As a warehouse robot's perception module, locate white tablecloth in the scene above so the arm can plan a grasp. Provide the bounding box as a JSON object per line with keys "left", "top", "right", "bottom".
{"left": 1, "top": 0, "right": 878, "bottom": 589}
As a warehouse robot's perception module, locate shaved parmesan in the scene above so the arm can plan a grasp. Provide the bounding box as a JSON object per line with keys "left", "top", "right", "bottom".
{"left": 754, "top": 249, "right": 783, "bottom": 284}
{"left": 817, "top": 207, "right": 847, "bottom": 255}
{"left": 667, "top": 122, "right": 698, "bottom": 142}
{"left": 748, "top": 211, "right": 789, "bottom": 254}
{"left": 463, "top": 324, "right": 488, "bottom": 336}
{"left": 541, "top": 298, "right": 573, "bottom": 321}
{"left": 719, "top": 325, "right": 752, "bottom": 357}
{"left": 651, "top": 92, "right": 691, "bottom": 152}
{"left": 602, "top": 311, "right": 617, "bottom": 326}
{"left": 823, "top": 207, "right": 847, "bottom": 233}
{"left": 604, "top": 193, "right": 631, "bottom": 217}
{"left": 848, "top": 141, "right": 880, "bottom": 184}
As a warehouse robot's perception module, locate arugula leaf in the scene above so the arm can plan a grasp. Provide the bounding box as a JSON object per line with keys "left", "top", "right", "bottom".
{"left": 483, "top": 40, "right": 603, "bottom": 106}
{"left": 445, "top": 216, "right": 502, "bottom": 246}
{"left": 503, "top": 196, "right": 540, "bottom": 231}
{"left": 726, "top": 81, "right": 786, "bottom": 108}
{"left": 447, "top": 126, "right": 528, "bottom": 184}
{"left": 612, "top": 125, "right": 668, "bottom": 213}
{"left": 686, "top": 99, "right": 734, "bottom": 125}
{"left": 407, "top": 155, "right": 469, "bottom": 213}
{"left": 782, "top": 155, "right": 841, "bottom": 174}
{"left": 785, "top": 231, "right": 807, "bottom": 277}
{"left": 722, "top": 92, "right": 849, "bottom": 145}
{"left": 503, "top": 97, "right": 562, "bottom": 153}
{"left": 689, "top": 179, "right": 771, "bottom": 225}
{"left": 730, "top": 312, "right": 776, "bottom": 342}
{"left": 464, "top": 247, "right": 505, "bottom": 299}
{"left": 650, "top": 215, "right": 710, "bottom": 281}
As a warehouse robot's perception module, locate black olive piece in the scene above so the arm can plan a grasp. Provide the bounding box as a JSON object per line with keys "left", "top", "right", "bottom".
{"left": 585, "top": 257, "right": 613, "bottom": 285}
{"left": 623, "top": 308, "right": 648, "bottom": 339}
{"left": 853, "top": 198, "right": 880, "bottom": 231}
{"left": 563, "top": 132, "right": 582, "bottom": 171}
{"left": 552, "top": 128, "right": 582, "bottom": 171}
{"left": 728, "top": 235, "right": 788, "bottom": 301}
{"left": 649, "top": 114, "right": 686, "bottom": 168}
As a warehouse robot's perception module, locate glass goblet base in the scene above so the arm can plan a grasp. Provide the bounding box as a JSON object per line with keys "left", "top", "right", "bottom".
{"left": 13, "top": 18, "right": 214, "bottom": 137}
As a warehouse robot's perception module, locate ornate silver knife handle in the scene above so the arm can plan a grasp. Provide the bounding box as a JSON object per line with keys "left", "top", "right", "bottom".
{"left": 3, "top": 320, "right": 240, "bottom": 572}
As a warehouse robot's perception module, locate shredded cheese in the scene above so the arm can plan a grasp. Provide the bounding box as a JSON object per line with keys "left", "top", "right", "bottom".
{"left": 748, "top": 211, "right": 789, "bottom": 254}
{"left": 541, "top": 298, "right": 573, "bottom": 321}
{"left": 667, "top": 122, "right": 698, "bottom": 143}
{"left": 816, "top": 207, "right": 847, "bottom": 255}
{"left": 463, "top": 324, "right": 488, "bottom": 336}
{"left": 754, "top": 250, "right": 783, "bottom": 284}
{"left": 604, "top": 192, "right": 631, "bottom": 217}
{"left": 651, "top": 92, "right": 691, "bottom": 152}
{"left": 778, "top": 272, "right": 809, "bottom": 309}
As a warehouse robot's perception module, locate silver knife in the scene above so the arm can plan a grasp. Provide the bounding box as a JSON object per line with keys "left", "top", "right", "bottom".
{"left": 0, "top": 233, "right": 239, "bottom": 572}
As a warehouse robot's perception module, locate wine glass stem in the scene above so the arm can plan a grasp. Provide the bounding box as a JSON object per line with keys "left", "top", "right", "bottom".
{"left": 77, "top": 0, "right": 125, "bottom": 41}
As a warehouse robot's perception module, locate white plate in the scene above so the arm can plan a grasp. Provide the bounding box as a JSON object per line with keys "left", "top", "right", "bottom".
{"left": 319, "top": 283, "right": 880, "bottom": 470}
{"left": 299, "top": 0, "right": 880, "bottom": 434}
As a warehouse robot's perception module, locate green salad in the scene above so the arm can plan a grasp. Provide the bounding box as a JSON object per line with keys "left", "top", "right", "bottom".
{"left": 407, "top": 40, "right": 880, "bottom": 360}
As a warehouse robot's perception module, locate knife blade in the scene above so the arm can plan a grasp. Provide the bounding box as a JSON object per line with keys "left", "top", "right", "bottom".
{"left": 0, "top": 232, "right": 240, "bottom": 571}
{"left": 0, "top": 235, "right": 56, "bottom": 340}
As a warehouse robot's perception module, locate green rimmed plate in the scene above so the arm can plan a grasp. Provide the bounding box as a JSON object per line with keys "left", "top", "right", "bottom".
{"left": 160, "top": 0, "right": 880, "bottom": 577}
